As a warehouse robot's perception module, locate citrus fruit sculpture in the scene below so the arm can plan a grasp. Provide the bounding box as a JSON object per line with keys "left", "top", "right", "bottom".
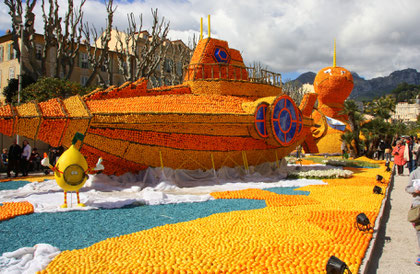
{"left": 41, "top": 133, "right": 104, "bottom": 208}
{"left": 0, "top": 35, "right": 321, "bottom": 176}
{"left": 311, "top": 41, "right": 354, "bottom": 153}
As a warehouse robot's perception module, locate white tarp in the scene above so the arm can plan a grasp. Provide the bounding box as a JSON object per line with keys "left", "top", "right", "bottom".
{"left": 0, "top": 244, "right": 60, "bottom": 274}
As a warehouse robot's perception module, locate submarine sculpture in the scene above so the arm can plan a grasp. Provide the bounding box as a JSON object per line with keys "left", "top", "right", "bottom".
{"left": 0, "top": 36, "right": 320, "bottom": 176}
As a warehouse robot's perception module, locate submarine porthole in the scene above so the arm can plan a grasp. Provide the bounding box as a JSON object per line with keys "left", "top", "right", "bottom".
{"left": 271, "top": 95, "right": 302, "bottom": 146}
{"left": 255, "top": 103, "right": 269, "bottom": 138}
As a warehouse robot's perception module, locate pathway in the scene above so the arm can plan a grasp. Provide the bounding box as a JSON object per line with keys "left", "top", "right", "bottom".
{"left": 366, "top": 167, "right": 420, "bottom": 274}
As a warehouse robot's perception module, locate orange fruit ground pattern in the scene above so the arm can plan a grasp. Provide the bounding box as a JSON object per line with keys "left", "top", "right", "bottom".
{"left": 0, "top": 201, "right": 34, "bottom": 221}
{"left": 41, "top": 158, "right": 390, "bottom": 273}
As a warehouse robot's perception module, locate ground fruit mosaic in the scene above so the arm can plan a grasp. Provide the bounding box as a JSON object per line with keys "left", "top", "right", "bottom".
{"left": 0, "top": 201, "right": 34, "bottom": 221}
{"left": 40, "top": 158, "right": 390, "bottom": 273}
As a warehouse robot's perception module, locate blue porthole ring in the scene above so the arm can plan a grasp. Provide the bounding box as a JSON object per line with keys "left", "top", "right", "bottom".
{"left": 255, "top": 103, "right": 269, "bottom": 138}
{"left": 271, "top": 95, "right": 303, "bottom": 146}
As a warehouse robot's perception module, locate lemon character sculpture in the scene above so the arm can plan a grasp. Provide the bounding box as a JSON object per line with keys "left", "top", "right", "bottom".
{"left": 41, "top": 132, "right": 104, "bottom": 208}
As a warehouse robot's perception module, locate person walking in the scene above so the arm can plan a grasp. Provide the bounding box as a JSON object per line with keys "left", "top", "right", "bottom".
{"left": 7, "top": 140, "right": 21, "bottom": 177}
{"left": 413, "top": 138, "right": 420, "bottom": 169}
{"left": 406, "top": 166, "right": 420, "bottom": 266}
{"left": 384, "top": 140, "right": 392, "bottom": 163}
{"left": 405, "top": 137, "right": 415, "bottom": 174}
{"left": 30, "top": 148, "right": 41, "bottom": 171}
{"left": 416, "top": 139, "right": 420, "bottom": 168}
{"left": 393, "top": 140, "right": 407, "bottom": 175}
{"left": 1, "top": 148, "right": 8, "bottom": 172}
{"left": 378, "top": 140, "right": 386, "bottom": 160}
{"left": 21, "top": 140, "right": 31, "bottom": 176}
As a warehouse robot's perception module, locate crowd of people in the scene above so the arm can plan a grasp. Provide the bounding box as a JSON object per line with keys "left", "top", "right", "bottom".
{"left": 0, "top": 140, "right": 64, "bottom": 178}
{"left": 0, "top": 139, "right": 40, "bottom": 177}
{"left": 392, "top": 135, "right": 420, "bottom": 266}
{"left": 389, "top": 135, "right": 420, "bottom": 176}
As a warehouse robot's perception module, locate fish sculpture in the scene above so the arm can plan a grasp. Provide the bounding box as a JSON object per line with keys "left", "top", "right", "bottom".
{"left": 311, "top": 40, "right": 354, "bottom": 154}
{"left": 0, "top": 37, "right": 319, "bottom": 175}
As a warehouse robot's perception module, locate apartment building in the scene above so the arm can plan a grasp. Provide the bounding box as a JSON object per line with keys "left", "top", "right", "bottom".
{"left": 391, "top": 101, "right": 420, "bottom": 122}
{"left": 0, "top": 30, "right": 191, "bottom": 103}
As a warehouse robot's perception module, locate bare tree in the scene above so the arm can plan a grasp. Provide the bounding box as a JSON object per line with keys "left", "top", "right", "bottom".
{"left": 82, "top": 0, "right": 116, "bottom": 86}
{"left": 50, "top": 0, "right": 86, "bottom": 79}
{"left": 282, "top": 80, "right": 309, "bottom": 105}
{"left": 188, "top": 33, "right": 197, "bottom": 52}
{"left": 158, "top": 41, "right": 192, "bottom": 86}
{"left": 115, "top": 8, "right": 170, "bottom": 83}
{"left": 4, "top": 0, "right": 37, "bottom": 80}
{"left": 5, "top": 0, "right": 86, "bottom": 80}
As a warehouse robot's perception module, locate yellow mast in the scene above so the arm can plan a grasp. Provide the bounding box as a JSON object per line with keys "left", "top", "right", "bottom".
{"left": 200, "top": 17, "right": 203, "bottom": 40}
{"left": 333, "top": 39, "right": 336, "bottom": 67}
{"left": 208, "top": 15, "right": 211, "bottom": 38}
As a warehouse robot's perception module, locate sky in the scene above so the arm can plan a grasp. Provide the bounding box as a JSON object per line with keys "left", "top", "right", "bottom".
{"left": 1, "top": 0, "right": 420, "bottom": 80}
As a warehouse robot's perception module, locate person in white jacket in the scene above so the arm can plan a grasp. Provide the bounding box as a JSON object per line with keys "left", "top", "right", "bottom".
{"left": 21, "top": 140, "right": 31, "bottom": 176}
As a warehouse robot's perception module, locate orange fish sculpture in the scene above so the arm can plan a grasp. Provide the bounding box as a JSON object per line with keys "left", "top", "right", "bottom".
{"left": 311, "top": 41, "right": 354, "bottom": 154}
{"left": 0, "top": 36, "right": 320, "bottom": 175}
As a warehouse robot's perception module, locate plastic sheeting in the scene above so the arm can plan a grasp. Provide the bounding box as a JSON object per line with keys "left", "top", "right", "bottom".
{"left": 0, "top": 160, "right": 331, "bottom": 213}
{"left": 0, "top": 244, "right": 60, "bottom": 274}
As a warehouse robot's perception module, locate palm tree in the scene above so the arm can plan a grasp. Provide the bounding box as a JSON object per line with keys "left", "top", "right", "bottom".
{"left": 364, "top": 95, "right": 396, "bottom": 120}
{"left": 361, "top": 118, "right": 391, "bottom": 157}
{"left": 339, "top": 100, "right": 365, "bottom": 157}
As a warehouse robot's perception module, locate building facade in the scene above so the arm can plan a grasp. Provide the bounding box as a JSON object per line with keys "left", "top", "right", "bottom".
{"left": 0, "top": 30, "right": 191, "bottom": 103}
{"left": 391, "top": 101, "right": 420, "bottom": 122}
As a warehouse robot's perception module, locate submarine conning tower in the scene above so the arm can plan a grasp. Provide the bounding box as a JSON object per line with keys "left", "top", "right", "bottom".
{"left": 183, "top": 37, "right": 283, "bottom": 99}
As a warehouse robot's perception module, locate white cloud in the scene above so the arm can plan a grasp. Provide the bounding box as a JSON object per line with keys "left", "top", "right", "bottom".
{"left": 1, "top": 0, "right": 420, "bottom": 80}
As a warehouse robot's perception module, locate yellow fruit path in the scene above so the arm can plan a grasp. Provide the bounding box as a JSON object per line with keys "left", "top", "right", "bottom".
{"left": 41, "top": 158, "right": 390, "bottom": 273}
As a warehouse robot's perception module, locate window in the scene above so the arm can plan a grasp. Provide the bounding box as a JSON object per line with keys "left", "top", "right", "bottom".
{"left": 79, "top": 53, "right": 88, "bottom": 69}
{"left": 0, "top": 46, "right": 3, "bottom": 62}
{"left": 9, "top": 67, "right": 15, "bottom": 79}
{"left": 8, "top": 44, "right": 16, "bottom": 60}
{"left": 80, "top": 75, "right": 88, "bottom": 86}
{"left": 164, "top": 59, "right": 172, "bottom": 73}
{"left": 35, "top": 44, "right": 43, "bottom": 60}
{"left": 6, "top": 44, "right": 10, "bottom": 61}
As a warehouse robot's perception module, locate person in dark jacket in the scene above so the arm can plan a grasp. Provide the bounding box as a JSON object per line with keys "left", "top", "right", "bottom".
{"left": 377, "top": 140, "right": 386, "bottom": 160}
{"left": 1, "top": 148, "right": 8, "bottom": 170}
{"left": 7, "top": 140, "right": 22, "bottom": 177}
{"left": 406, "top": 137, "right": 415, "bottom": 174}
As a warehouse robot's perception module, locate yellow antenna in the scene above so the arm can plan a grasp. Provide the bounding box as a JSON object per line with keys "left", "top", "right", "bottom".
{"left": 208, "top": 15, "right": 211, "bottom": 38}
{"left": 200, "top": 17, "right": 203, "bottom": 40}
{"left": 333, "top": 39, "right": 336, "bottom": 67}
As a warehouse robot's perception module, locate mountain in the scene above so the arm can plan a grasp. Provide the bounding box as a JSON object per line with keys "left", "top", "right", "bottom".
{"left": 293, "top": 68, "right": 420, "bottom": 101}
{"left": 294, "top": 72, "right": 316, "bottom": 85}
